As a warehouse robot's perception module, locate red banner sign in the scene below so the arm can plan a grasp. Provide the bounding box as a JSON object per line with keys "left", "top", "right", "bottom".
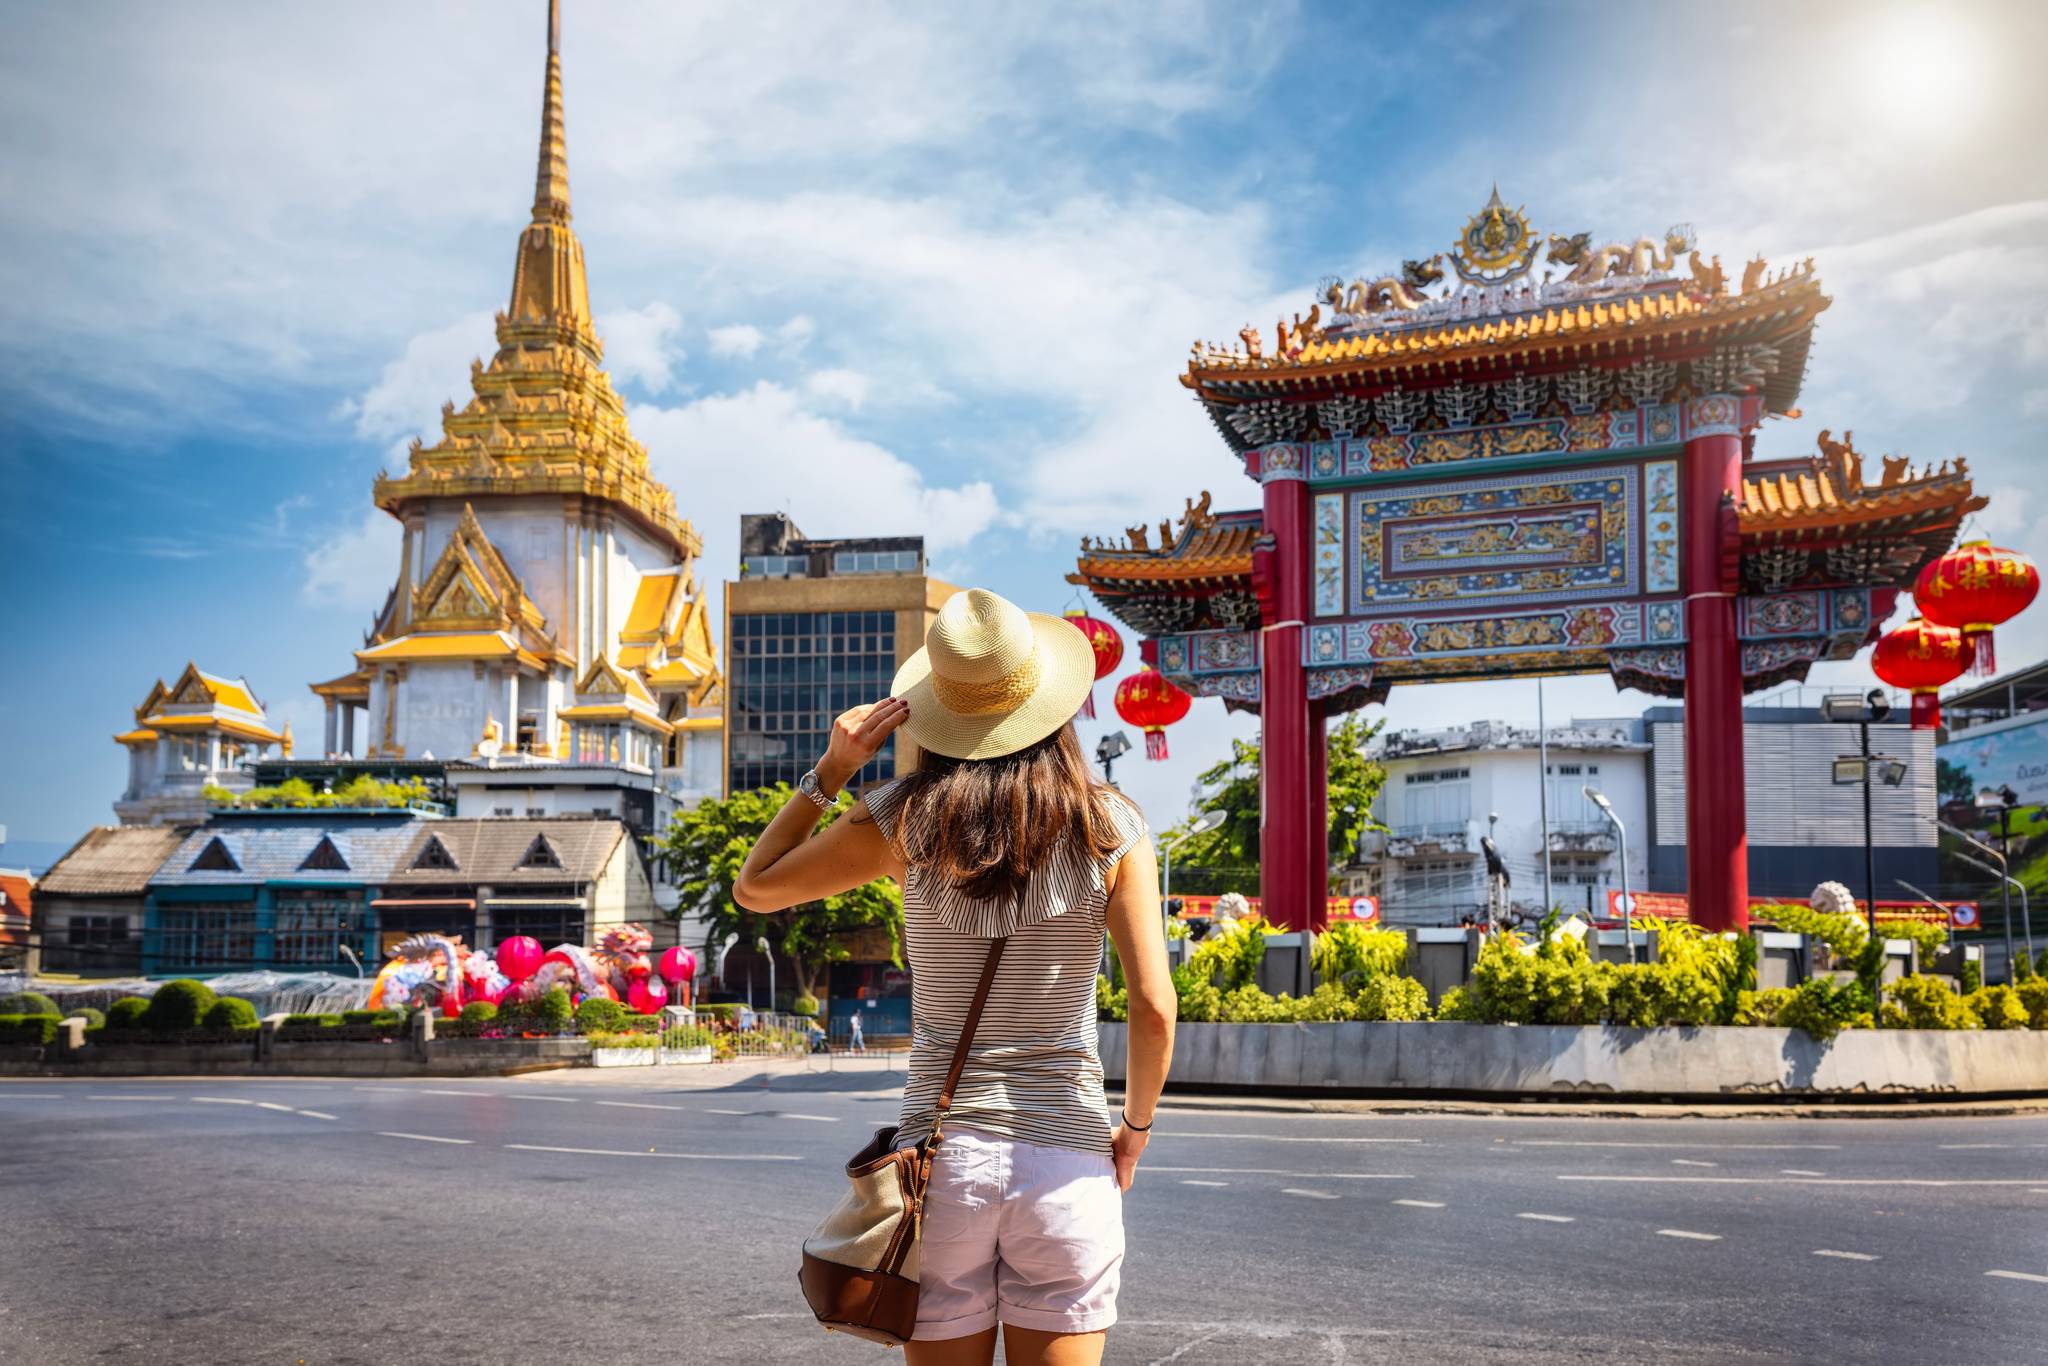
{"left": 1173, "top": 895, "right": 1379, "bottom": 924}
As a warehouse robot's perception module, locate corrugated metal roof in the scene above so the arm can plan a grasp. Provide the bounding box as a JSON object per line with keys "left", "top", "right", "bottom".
{"left": 37, "top": 825, "right": 194, "bottom": 897}
{"left": 382, "top": 818, "right": 627, "bottom": 885}
{"left": 149, "top": 816, "right": 428, "bottom": 887}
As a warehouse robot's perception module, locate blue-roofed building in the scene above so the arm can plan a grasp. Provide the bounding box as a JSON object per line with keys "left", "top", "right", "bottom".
{"left": 143, "top": 810, "right": 430, "bottom": 976}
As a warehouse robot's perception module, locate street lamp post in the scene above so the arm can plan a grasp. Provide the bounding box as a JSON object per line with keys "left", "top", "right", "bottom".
{"left": 1160, "top": 808, "right": 1228, "bottom": 941}
{"left": 756, "top": 935, "right": 775, "bottom": 1013}
{"left": 1977, "top": 785, "right": 2031, "bottom": 975}
{"left": 1585, "top": 786, "right": 1633, "bottom": 964}
{"left": 1950, "top": 849, "right": 2029, "bottom": 983}
{"left": 1936, "top": 813, "right": 2028, "bottom": 982}
{"left": 1823, "top": 690, "right": 1904, "bottom": 937}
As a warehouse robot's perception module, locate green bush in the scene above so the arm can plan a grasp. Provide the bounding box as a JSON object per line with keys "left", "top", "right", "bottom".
{"left": 1886, "top": 976, "right": 1976, "bottom": 1030}
{"left": 1356, "top": 974, "right": 1430, "bottom": 1022}
{"left": 1311, "top": 924, "right": 1407, "bottom": 987}
{"left": 1185, "top": 917, "right": 1268, "bottom": 992}
{"left": 1170, "top": 963, "right": 1221, "bottom": 1023}
{"left": 1464, "top": 925, "right": 1609, "bottom": 1025}
{"left": 282, "top": 1013, "right": 345, "bottom": 1028}
{"left": 535, "top": 986, "right": 574, "bottom": 1033}
{"left": 69, "top": 1006, "right": 107, "bottom": 1029}
{"left": 341, "top": 1009, "right": 385, "bottom": 1025}
{"left": 1096, "top": 974, "right": 1127, "bottom": 1022}
{"left": 1777, "top": 978, "right": 1870, "bottom": 1042}
{"left": 1217, "top": 983, "right": 1293, "bottom": 1023}
{"left": 145, "top": 979, "right": 217, "bottom": 1034}
{"left": 459, "top": 1001, "right": 498, "bottom": 1023}
{"left": 1967, "top": 984, "right": 2030, "bottom": 1030}
{"left": 574, "top": 996, "right": 628, "bottom": 1034}
{"left": 104, "top": 997, "right": 151, "bottom": 1031}
{"left": 200, "top": 997, "right": 259, "bottom": 1031}
{"left": 791, "top": 994, "right": 821, "bottom": 1019}
{"left": 660, "top": 1024, "right": 717, "bottom": 1048}
{"left": 0, "top": 991, "right": 59, "bottom": 1017}
{"left": 1960, "top": 957, "right": 1983, "bottom": 993}
{"left": 588, "top": 1030, "right": 659, "bottom": 1050}
{"left": 1731, "top": 987, "right": 1795, "bottom": 1026}
{"left": 1434, "top": 985, "right": 1482, "bottom": 1021}
{"left": 2017, "top": 978, "right": 2048, "bottom": 1030}
{"left": 0, "top": 1014, "right": 63, "bottom": 1046}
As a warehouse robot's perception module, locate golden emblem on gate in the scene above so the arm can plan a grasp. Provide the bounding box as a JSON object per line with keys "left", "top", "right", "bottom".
{"left": 1452, "top": 185, "right": 1541, "bottom": 285}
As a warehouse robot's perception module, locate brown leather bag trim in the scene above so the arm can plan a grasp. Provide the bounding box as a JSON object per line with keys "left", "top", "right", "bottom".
{"left": 799, "top": 1250, "right": 920, "bottom": 1345}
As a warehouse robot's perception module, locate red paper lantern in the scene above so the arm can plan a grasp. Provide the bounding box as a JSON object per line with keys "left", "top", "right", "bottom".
{"left": 1915, "top": 540, "right": 2039, "bottom": 677}
{"left": 1114, "top": 668, "right": 1191, "bottom": 760}
{"left": 1871, "top": 617, "right": 1973, "bottom": 729}
{"left": 1063, "top": 610, "right": 1124, "bottom": 719}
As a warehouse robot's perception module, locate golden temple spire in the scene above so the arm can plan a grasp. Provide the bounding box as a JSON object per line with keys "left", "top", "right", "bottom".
{"left": 532, "top": 0, "right": 570, "bottom": 226}
{"left": 507, "top": 0, "right": 593, "bottom": 334}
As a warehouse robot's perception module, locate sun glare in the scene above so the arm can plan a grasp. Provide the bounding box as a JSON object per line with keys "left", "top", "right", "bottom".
{"left": 1848, "top": 5, "right": 1988, "bottom": 137}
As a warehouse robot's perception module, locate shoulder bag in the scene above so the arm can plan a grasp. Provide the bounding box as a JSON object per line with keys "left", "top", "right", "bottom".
{"left": 797, "top": 937, "right": 1006, "bottom": 1345}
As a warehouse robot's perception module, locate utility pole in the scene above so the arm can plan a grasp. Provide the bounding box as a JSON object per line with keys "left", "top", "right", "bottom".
{"left": 1536, "top": 677, "right": 1554, "bottom": 913}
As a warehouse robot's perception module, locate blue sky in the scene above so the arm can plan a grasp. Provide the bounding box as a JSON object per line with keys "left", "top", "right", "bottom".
{"left": 5, "top": 0, "right": 2047, "bottom": 867}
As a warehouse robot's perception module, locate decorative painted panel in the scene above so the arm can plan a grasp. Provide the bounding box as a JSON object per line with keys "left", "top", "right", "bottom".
{"left": 1305, "top": 597, "right": 1666, "bottom": 667}
{"left": 1351, "top": 464, "right": 1647, "bottom": 616}
{"left": 1306, "top": 666, "right": 1375, "bottom": 700}
{"left": 1644, "top": 460, "right": 1680, "bottom": 593}
{"left": 1734, "top": 587, "right": 1872, "bottom": 640}
{"left": 1312, "top": 493, "right": 1345, "bottom": 617}
{"left": 1179, "top": 673, "right": 1261, "bottom": 703}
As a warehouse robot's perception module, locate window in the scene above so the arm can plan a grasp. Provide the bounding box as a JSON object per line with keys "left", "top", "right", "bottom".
{"left": 273, "top": 891, "right": 364, "bottom": 967}
{"left": 741, "top": 554, "right": 808, "bottom": 578}
{"left": 831, "top": 548, "right": 920, "bottom": 575}
{"left": 492, "top": 806, "right": 516, "bottom": 818}
{"left": 67, "top": 915, "right": 129, "bottom": 951}
{"left": 1399, "top": 767, "right": 1470, "bottom": 834}
{"left": 411, "top": 835, "right": 459, "bottom": 872}
{"left": 189, "top": 836, "right": 240, "bottom": 873}
{"left": 299, "top": 836, "right": 350, "bottom": 872}
{"left": 525, "top": 807, "right": 546, "bottom": 818}
{"left": 517, "top": 834, "right": 564, "bottom": 870}
{"left": 156, "top": 902, "right": 260, "bottom": 969}
{"left": 727, "top": 609, "right": 898, "bottom": 794}
{"left": 489, "top": 906, "right": 582, "bottom": 947}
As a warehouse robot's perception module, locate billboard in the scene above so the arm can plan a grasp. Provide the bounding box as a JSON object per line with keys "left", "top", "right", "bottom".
{"left": 1939, "top": 710, "right": 2048, "bottom": 810}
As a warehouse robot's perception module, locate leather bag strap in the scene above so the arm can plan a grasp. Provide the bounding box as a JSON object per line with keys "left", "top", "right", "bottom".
{"left": 934, "top": 937, "right": 1006, "bottom": 1121}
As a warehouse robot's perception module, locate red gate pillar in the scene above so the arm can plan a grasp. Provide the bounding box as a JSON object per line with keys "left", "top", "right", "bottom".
{"left": 1257, "top": 447, "right": 1317, "bottom": 933}
{"left": 1309, "top": 700, "right": 1329, "bottom": 932}
{"left": 1682, "top": 404, "right": 1749, "bottom": 932}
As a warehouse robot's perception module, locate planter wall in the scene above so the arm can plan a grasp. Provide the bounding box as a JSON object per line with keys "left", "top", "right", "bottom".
{"left": 1097, "top": 1021, "right": 2048, "bottom": 1099}
{"left": 1, "top": 1036, "right": 591, "bottom": 1078}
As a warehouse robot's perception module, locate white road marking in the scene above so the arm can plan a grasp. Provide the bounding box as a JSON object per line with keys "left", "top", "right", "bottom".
{"left": 1940, "top": 1143, "right": 2013, "bottom": 1150}
{"left": 1781, "top": 1169, "right": 1828, "bottom": 1177}
{"left": 378, "top": 1132, "right": 473, "bottom": 1145}
{"left": 1986, "top": 1269, "right": 2048, "bottom": 1285}
{"left": 354, "top": 1086, "right": 414, "bottom": 1094}
{"left": 781, "top": 1113, "right": 839, "bottom": 1123}
{"left": 88, "top": 1095, "right": 177, "bottom": 1101}
{"left": 1512, "top": 1141, "right": 1839, "bottom": 1151}
{"left": 296, "top": 1110, "right": 338, "bottom": 1121}
{"left": 1392, "top": 1199, "right": 1445, "bottom": 1209}
{"left": 1282, "top": 1188, "right": 1340, "bottom": 1200}
{"left": 0, "top": 1093, "right": 62, "bottom": 1099}
{"left": 706, "top": 1108, "right": 749, "bottom": 1115}
{"left": 1561, "top": 1176, "right": 2048, "bottom": 1188}
{"left": 503, "top": 1095, "right": 578, "bottom": 1104}
{"left": 1179, "top": 1179, "right": 1230, "bottom": 1187}
{"left": 502, "top": 1144, "right": 800, "bottom": 1161}
{"left": 2030, "top": 1189, "right": 2048, "bottom": 1195}
{"left": 1517, "top": 1213, "right": 1575, "bottom": 1223}
{"left": 1671, "top": 1159, "right": 1718, "bottom": 1168}
{"left": 1148, "top": 1167, "right": 1411, "bottom": 1180}
{"left": 190, "top": 1097, "right": 254, "bottom": 1106}
{"left": 1656, "top": 1229, "right": 1722, "bottom": 1242}
{"left": 594, "top": 1101, "right": 688, "bottom": 1112}
{"left": 255, "top": 1102, "right": 296, "bottom": 1113}
{"left": 1813, "top": 1250, "right": 1878, "bottom": 1262}
{"left": 1168, "top": 1133, "right": 1423, "bottom": 1145}
{"left": 420, "top": 1089, "right": 497, "bottom": 1098}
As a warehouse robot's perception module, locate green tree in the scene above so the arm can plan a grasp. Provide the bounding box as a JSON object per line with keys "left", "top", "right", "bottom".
{"left": 1935, "top": 757, "right": 1976, "bottom": 808}
{"left": 657, "top": 783, "right": 902, "bottom": 1002}
{"left": 1162, "top": 714, "right": 1388, "bottom": 894}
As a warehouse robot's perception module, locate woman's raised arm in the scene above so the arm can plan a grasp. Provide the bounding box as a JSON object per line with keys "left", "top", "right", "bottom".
{"left": 732, "top": 699, "right": 908, "bottom": 912}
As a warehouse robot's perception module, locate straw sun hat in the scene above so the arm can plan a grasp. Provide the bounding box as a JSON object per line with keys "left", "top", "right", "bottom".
{"left": 890, "top": 588, "right": 1097, "bottom": 761}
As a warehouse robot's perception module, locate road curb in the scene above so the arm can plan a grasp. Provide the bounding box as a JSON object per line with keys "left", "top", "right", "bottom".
{"left": 1127, "top": 1090, "right": 2048, "bottom": 1121}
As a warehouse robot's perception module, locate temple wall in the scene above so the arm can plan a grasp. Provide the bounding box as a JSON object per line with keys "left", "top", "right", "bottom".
{"left": 394, "top": 661, "right": 487, "bottom": 761}
{"left": 601, "top": 516, "right": 681, "bottom": 654}
{"left": 415, "top": 496, "right": 576, "bottom": 639}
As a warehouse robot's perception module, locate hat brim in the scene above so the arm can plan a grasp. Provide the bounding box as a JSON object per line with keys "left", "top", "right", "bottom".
{"left": 892, "top": 612, "right": 1098, "bottom": 761}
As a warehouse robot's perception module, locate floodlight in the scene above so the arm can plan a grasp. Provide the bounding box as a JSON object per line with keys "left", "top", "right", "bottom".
{"left": 1819, "top": 693, "right": 1868, "bottom": 723}
{"left": 1880, "top": 760, "right": 1909, "bottom": 788}
{"left": 1976, "top": 784, "right": 2019, "bottom": 810}
{"left": 1832, "top": 757, "right": 1867, "bottom": 785}
{"left": 1865, "top": 688, "right": 1892, "bottom": 723}
{"left": 1096, "top": 731, "right": 1132, "bottom": 762}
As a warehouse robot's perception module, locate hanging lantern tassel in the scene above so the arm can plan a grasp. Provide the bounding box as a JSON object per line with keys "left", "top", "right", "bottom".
{"left": 1079, "top": 688, "right": 1096, "bottom": 721}
{"left": 1114, "top": 667, "right": 1192, "bottom": 762}
{"left": 1909, "top": 689, "right": 1940, "bottom": 730}
{"left": 1915, "top": 540, "right": 2039, "bottom": 680}
{"left": 1145, "top": 728, "right": 1169, "bottom": 760}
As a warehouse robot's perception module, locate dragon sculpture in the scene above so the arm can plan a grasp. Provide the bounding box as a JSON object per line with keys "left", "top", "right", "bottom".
{"left": 369, "top": 934, "right": 479, "bottom": 1016}
{"left": 1544, "top": 225, "right": 1697, "bottom": 287}
{"left": 593, "top": 924, "right": 656, "bottom": 1000}
{"left": 1321, "top": 254, "right": 1447, "bottom": 317}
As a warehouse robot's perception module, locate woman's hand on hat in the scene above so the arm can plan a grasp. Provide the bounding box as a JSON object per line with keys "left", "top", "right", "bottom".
{"left": 818, "top": 697, "right": 910, "bottom": 793}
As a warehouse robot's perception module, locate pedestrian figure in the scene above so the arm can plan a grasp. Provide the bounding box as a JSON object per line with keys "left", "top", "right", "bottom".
{"left": 737, "top": 588, "right": 1175, "bottom": 1366}
{"left": 849, "top": 1008, "right": 866, "bottom": 1055}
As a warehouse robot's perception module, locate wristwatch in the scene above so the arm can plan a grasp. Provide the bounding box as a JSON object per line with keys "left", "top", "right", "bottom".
{"left": 798, "top": 768, "right": 838, "bottom": 810}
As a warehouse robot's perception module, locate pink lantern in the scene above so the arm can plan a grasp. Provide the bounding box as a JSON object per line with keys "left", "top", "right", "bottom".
{"left": 658, "top": 946, "right": 696, "bottom": 987}
{"left": 627, "top": 978, "right": 668, "bottom": 1015}
{"left": 496, "top": 936, "right": 544, "bottom": 982}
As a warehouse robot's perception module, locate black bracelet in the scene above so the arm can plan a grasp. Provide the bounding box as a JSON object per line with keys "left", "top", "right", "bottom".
{"left": 1121, "top": 1109, "right": 1153, "bottom": 1132}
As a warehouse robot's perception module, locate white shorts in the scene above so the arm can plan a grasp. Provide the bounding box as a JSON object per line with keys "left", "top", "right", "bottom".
{"left": 912, "top": 1128, "right": 1123, "bottom": 1340}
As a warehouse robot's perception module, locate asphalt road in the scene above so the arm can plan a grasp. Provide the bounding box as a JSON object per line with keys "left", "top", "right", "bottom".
{"left": 2, "top": 1068, "right": 2045, "bottom": 1365}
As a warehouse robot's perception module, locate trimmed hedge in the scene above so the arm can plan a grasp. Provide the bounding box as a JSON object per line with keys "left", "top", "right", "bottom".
{"left": 459, "top": 1001, "right": 498, "bottom": 1023}
{"left": 0, "top": 991, "right": 59, "bottom": 1017}
{"left": 68, "top": 1006, "right": 107, "bottom": 1029}
{"left": 145, "top": 979, "right": 217, "bottom": 1034}
{"left": 574, "top": 997, "right": 628, "bottom": 1034}
{"left": 105, "top": 997, "right": 151, "bottom": 1031}
{"left": 201, "top": 997, "right": 260, "bottom": 1030}
{"left": 0, "top": 1014, "right": 63, "bottom": 1046}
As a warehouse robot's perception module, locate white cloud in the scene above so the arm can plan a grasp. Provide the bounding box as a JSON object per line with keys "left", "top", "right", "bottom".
{"left": 777, "top": 314, "right": 816, "bottom": 354}
{"left": 707, "top": 324, "right": 764, "bottom": 359}
{"left": 301, "top": 509, "right": 402, "bottom": 615}
{"left": 334, "top": 312, "right": 495, "bottom": 456}
{"left": 803, "top": 368, "right": 870, "bottom": 411}
{"left": 597, "top": 301, "right": 685, "bottom": 393}
{"left": 631, "top": 381, "right": 998, "bottom": 581}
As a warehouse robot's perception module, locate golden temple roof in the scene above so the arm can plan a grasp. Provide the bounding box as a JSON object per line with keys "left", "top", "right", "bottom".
{"left": 126, "top": 664, "right": 285, "bottom": 746}
{"left": 357, "top": 631, "right": 545, "bottom": 669}
{"left": 356, "top": 505, "right": 562, "bottom": 673}
{"left": 1069, "top": 494, "right": 1261, "bottom": 590}
{"left": 371, "top": 0, "right": 697, "bottom": 559}
{"left": 1739, "top": 431, "right": 1986, "bottom": 539}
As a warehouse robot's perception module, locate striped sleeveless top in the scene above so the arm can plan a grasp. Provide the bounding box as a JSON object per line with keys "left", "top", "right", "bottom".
{"left": 862, "top": 778, "right": 1150, "bottom": 1157}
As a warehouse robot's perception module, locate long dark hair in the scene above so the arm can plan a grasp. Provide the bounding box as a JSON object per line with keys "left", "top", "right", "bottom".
{"left": 867, "top": 724, "right": 1133, "bottom": 903}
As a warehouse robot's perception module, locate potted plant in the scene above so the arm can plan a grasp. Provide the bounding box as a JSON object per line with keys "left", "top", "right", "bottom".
{"left": 657, "top": 1023, "right": 715, "bottom": 1065}
{"left": 587, "top": 1030, "right": 659, "bottom": 1067}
